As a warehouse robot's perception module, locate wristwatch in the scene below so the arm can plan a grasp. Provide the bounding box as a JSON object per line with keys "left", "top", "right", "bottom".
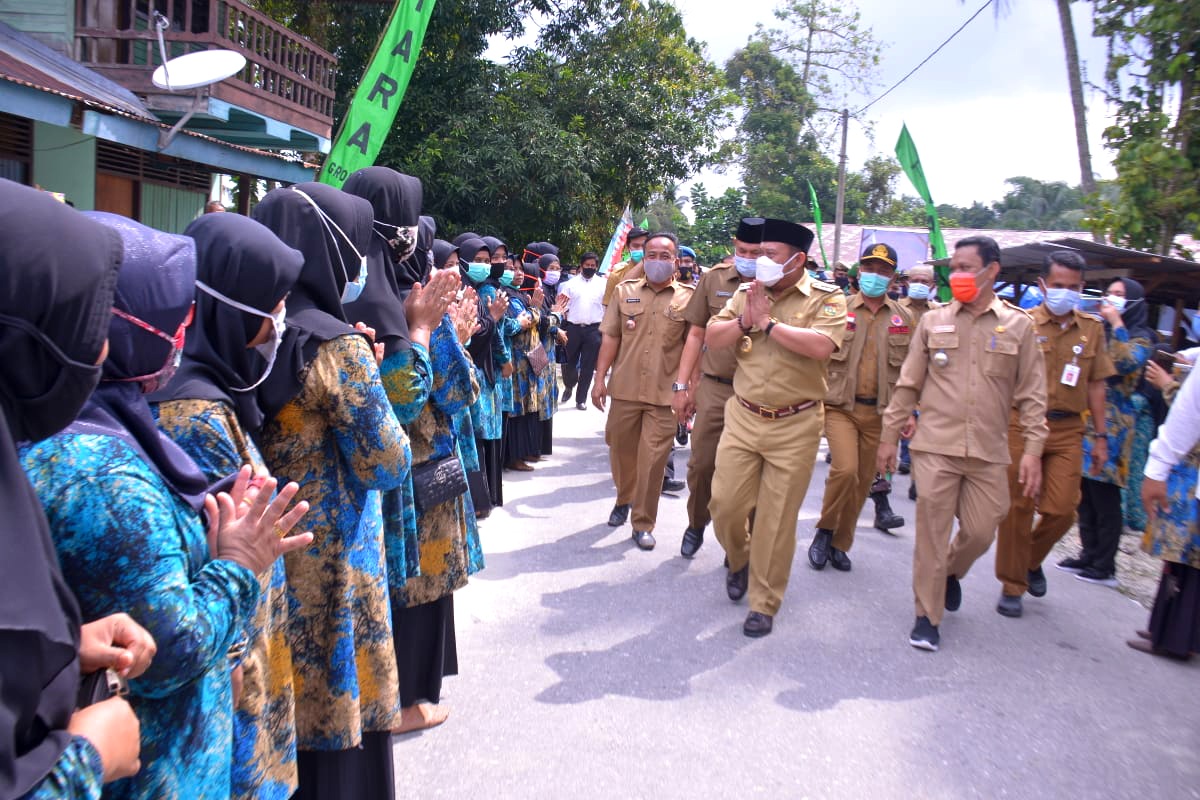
{"left": 672, "top": 382, "right": 689, "bottom": 392}
{"left": 764, "top": 320, "right": 777, "bottom": 338}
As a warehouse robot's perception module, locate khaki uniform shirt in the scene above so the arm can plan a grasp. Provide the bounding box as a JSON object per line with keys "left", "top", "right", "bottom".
{"left": 826, "top": 294, "right": 914, "bottom": 414}
{"left": 684, "top": 262, "right": 743, "bottom": 380}
{"left": 603, "top": 259, "right": 637, "bottom": 305}
{"left": 899, "top": 296, "right": 938, "bottom": 329}
{"left": 882, "top": 296, "right": 1049, "bottom": 463}
{"left": 600, "top": 277, "right": 695, "bottom": 406}
{"left": 710, "top": 271, "right": 847, "bottom": 407}
{"left": 1030, "top": 304, "right": 1116, "bottom": 414}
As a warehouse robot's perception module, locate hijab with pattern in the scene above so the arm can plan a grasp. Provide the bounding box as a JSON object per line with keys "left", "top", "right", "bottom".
{"left": 149, "top": 213, "right": 303, "bottom": 432}
{"left": 70, "top": 212, "right": 209, "bottom": 512}
{"left": 0, "top": 180, "right": 121, "bottom": 799}
{"left": 342, "top": 167, "right": 421, "bottom": 355}
{"left": 252, "top": 183, "right": 372, "bottom": 423}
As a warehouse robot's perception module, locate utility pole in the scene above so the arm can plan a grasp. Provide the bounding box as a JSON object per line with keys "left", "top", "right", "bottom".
{"left": 833, "top": 108, "right": 849, "bottom": 265}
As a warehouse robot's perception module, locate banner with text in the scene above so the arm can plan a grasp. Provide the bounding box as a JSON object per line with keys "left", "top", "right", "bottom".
{"left": 318, "top": 0, "right": 436, "bottom": 187}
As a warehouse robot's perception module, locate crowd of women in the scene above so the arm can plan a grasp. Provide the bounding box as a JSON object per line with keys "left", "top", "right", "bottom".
{"left": 0, "top": 166, "right": 572, "bottom": 800}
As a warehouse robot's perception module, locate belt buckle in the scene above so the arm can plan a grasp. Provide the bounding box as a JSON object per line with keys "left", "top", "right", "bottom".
{"left": 763, "top": 406, "right": 778, "bottom": 420}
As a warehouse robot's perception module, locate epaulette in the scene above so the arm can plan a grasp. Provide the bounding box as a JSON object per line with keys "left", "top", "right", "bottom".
{"left": 675, "top": 280, "right": 696, "bottom": 291}
{"left": 810, "top": 278, "right": 841, "bottom": 293}
{"left": 1002, "top": 299, "right": 1033, "bottom": 318}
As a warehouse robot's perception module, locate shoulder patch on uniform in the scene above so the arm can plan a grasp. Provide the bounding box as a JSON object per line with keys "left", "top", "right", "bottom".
{"left": 810, "top": 278, "right": 840, "bottom": 293}
{"left": 821, "top": 302, "right": 841, "bottom": 317}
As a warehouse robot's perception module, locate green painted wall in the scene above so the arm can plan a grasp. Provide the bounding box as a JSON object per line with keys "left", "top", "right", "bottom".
{"left": 32, "top": 122, "right": 95, "bottom": 209}
{"left": 141, "top": 182, "right": 205, "bottom": 234}
{"left": 0, "top": 0, "right": 74, "bottom": 54}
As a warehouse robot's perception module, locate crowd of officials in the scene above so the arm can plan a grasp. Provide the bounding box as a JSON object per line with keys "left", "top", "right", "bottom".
{"left": 3, "top": 172, "right": 1199, "bottom": 800}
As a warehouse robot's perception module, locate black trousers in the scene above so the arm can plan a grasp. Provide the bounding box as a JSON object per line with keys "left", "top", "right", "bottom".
{"left": 1078, "top": 477, "right": 1123, "bottom": 574}
{"left": 562, "top": 322, "right": 601, "bottom": 404}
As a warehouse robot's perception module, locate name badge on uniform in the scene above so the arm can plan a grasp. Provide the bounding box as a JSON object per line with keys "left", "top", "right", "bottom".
{"left": 624, "top": 297, "right": 641, "bottom": 303}
{"left": 716, "top": 291, "right": 733, "bottom": 297}
{"left": 932, "top": 324, "right": 955, "bottom": 333}
{"left": 1061, "top": 363, "right": 1081, "bottom": 387}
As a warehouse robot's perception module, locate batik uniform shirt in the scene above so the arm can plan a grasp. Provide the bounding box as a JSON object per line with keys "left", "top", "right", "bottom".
{"left": 1141, "top": 379, "right": 1200, "bottom": 569}
{"left": 506, "top": 295, "right": 543, "bottom": 418}
{"left": 537, "top": 310, "right": 563, "bottom": 422}
{"left": 21, "top": 435, "right": 259, "bottom": 800}
{"left": 27, "top": 737, "right": 104, "bottom": 800}
{"left": 395, "top": 317, "right": 485, "bottom": 608}
{"left": 479, "top": 284, "right": 519, "bottom": 414}
{"left": 152, "top": 398, "right": 297, "bottom": 800}
{"left": 377, "top": 344, "right": 433, "bottom": 590}
{"left": 255, "top": 334, "right": 409, "bottom": 750}
{"left": 1081, "top": 327, "right": 1153, "bottom": 487}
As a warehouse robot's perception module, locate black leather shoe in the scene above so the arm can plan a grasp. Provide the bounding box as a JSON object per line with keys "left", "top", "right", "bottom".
{"left": 680, "top": 527, "right": 704, "bottom": 558}
{"left": 908, "top": 482, "right": 918, "bottom": 501}
{"left": 898, "top": 460, "right": 911, "bottom": 475}
{"left": 1027, "top": 566, "right": 1048, "bottom": 597}
{"left": 808, "top": 529, "right": 832, "bottom": 570}
{"left": 675, "top": 423, "right": 689, "bottom": 446}
{"left": 632, "top": 530, "right": 656, "bottom": 550}
{"left": 607, "top": 503, "right": 631, "bottom": 527}
{"left": 997, "top": 593, "right": 1023, "bottom": 618}
{"left": 945, "top": 575, "right": 962, "bottom": 612}
{"left": 661, "top": 478, "right": 685, "bottom": 493}
{"left": 743, "top": 611, "right": 774, "bottom": 638}
{"left": 726, "top": 564, "right": 748, "bottom": 601}
{"left": 829, "top": 547, "right": 852, "bottom": 572}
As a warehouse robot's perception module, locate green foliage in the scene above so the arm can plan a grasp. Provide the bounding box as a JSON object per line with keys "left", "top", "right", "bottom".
{"left": 1089, "top": 0, "right": 1200, "bottom": 257}
{"left": 683, "top": 183, "right": 755, "bottom": 265}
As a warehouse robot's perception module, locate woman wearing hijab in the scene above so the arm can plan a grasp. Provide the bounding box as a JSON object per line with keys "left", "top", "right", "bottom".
{"left": 458, "top": 237, "right": 510, "bottom": 509}
{"left": 21, "top": 211, "right": 310, "bottom": 800}
{"left": 0, "top": 180, "right": 150, "bottom": 799}
{"left": 532, "top": 247, "right": 568, "bottom": 458}
{"left": 252, "top": 184, "right": 410, "bottom": 800}
{"left": 149, "top": 212, "right": 304, "bottom": 800}
{"left": 376, "top": 206, "right": 482, "bottom": 733}
{"left": 502, "top": 249, "right": 548, "bottom": 470}
{"left": 1061, "top": 278, "right": 1156, "bottom": 587}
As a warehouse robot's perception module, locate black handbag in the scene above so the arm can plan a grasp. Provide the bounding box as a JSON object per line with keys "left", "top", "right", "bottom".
{"left": 525, "top": 341, "right": 550, "bottom": 376}
{"left": 77, "top": 668, "right": 126, "bottom": 708}
{"left": 411, "top": 455, "right": 469, "bottom": 511}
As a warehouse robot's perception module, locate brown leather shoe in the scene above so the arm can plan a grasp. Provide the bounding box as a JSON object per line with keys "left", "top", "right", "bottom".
{"left": 743, "top": 611, "right": 773, "bottom": 638}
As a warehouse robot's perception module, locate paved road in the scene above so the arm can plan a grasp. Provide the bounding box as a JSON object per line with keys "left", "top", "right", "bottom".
{"left": 396, "top": 405, "right": 1198, "bottom": 799}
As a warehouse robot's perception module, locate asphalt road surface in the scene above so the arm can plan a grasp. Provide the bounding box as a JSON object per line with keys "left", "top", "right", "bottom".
{"left": 396, "top": 404, "right": 1199, "bottom": 799}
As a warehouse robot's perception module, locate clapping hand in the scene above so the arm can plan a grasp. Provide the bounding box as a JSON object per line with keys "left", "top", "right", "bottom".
{"left": 405, "top": 269, "right": 459, "bottom": 331}
{"left": 531, "top": 285, "right": 545, "bottom": 308}
{"left": 488, "top": 291, "right": 508, "bottom": 322}
{"left": 205, "top": 466, "right": 312, "bottom": 576}
{"left": 552, "top": 293, "right": 569, "bottom": 316}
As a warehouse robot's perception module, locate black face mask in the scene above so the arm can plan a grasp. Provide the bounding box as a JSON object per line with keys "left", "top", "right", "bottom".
{"left": 888, "top": 289, "right": 903, "bottom": 300}
{"left": 679, "top": 268, "right": 694, "bottom": 283}
{"left": 834, "top": 275, "right": 849, "bottom": 288}
{"left": 581, "top": 267, "right": 597, "bottom": 279}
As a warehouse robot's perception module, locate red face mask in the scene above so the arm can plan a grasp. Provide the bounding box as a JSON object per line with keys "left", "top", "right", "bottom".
{"left": 949, "top": 271, "right": 982, "bottom": 304}
{"left": 110, "top": 305, "right": 193, "bottom": 394}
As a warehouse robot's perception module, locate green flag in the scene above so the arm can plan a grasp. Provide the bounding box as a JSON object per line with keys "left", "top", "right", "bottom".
{"left": 806, "top": 179, "right": 830, "bottom": 271}
{"left": 894, "top": 124, "right": 950, "bottom": 298}
{"left": 319, "top": 0, "right": 436, "bottom": 187}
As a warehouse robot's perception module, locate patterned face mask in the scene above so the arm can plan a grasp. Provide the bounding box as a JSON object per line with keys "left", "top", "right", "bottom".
{"left": 109, "top": 304, "right": 193, "bottom": 394}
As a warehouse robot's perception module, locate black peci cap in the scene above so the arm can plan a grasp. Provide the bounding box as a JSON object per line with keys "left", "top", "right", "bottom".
{"left": 735, "top": 217, "right": 765, "bottom": 244}
{"left": 761, "top": 218, "right": 814, "bottom": 251}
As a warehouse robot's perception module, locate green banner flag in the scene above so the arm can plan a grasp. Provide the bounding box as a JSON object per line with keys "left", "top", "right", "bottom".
{"left": 319, "top": 0, "right": 436, "bottom": 187}
{"left": 894, "top": 124, "right": 950, "bottom": 298}
{"left": 806, "top": 179, "right": 830, "bottom": 271}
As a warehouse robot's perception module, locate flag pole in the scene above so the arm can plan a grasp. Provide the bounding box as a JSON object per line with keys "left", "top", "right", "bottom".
{"left": 833, "top": 108, "right": 849, "bottom": 265}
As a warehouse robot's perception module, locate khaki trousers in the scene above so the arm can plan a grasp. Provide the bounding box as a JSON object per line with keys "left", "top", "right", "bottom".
{"left": 605, "top": 399, "right": 675, "bottom": 532}
{"left": 685, "top": 377, "right": 735, "bottom": 531}
{"left": 912, "top": 452, "right": 1010, "bottom": 625}
{"left": 711, "top": 398, "right": 823, "bottom": 616}
{"left": 994, "top": 416, "right": 1084, "bottom": 596}
{"left": 815, "top": 403, "right": 882, "bottom": 552}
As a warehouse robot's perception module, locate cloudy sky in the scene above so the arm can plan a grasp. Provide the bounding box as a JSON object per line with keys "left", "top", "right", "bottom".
{"left": 677, "top": 0, "right": 1116, "bottom": 207}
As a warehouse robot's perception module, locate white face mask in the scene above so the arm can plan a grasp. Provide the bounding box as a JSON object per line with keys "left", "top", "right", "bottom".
{"left": 543, "top": 269, "right": 561, "bottom": 286}
{"left": 289, "top": 188, "right": 369, "bottom": 304}
{"left": 754, "top": 253, "right": 797, "bottom": 287}
{"left": 194, "top": 280, "right": 285, "bottom": 392}
{"left": 1104, "top": 294, "right": 1127, "bottom": 312}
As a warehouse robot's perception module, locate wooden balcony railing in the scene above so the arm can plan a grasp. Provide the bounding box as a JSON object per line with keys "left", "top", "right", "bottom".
{"left": 74, "top": 0, "right": 336, "bottom": 141}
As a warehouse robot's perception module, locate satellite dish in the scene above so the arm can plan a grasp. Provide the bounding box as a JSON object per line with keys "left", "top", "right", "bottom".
{"left": 152, "top": 49, "right": 246, "bottom": 91}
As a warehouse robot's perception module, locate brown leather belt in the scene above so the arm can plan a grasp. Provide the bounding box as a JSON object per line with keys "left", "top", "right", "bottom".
{"left": 703, "top": 372, "right": 734, "bottom": 385}
{"left": 736, "top": 396, "right": 817, "bottom": 420}
{"left": 1046, "top": 410, "right": 1080, "bottom": 421}
{"left": 854, "top": 396, "right": 878, "bottom": 406}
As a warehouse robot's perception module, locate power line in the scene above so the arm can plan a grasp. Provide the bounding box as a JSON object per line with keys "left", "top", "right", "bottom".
{"left": 855, "top": 0, "right": 995, "bottom": 115}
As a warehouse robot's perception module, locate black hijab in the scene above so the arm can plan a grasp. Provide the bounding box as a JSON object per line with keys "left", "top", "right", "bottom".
{"left": 395, "top": 214, "right": 436, "bottom": 292}
{"left": 252, "top": 183, "right": 372, "bottom": 422}
{"left": 1117, "top": 277, "right": 1155, "bottom": 342}
{"left": 342, "top": 167, "right": 422, "bottom": 355}
{"left": 452, "top": 231, "right": 481, "bottom": 248}
{"left": 433, "top": 239, "right": 460, "bottom": 272}
{"left": 0, "top": 180, "right": 120, "bottom": 799}
{"left": 149, "top": 213, "right": 303, "bottom": 432}
{"left": 69, "top": 212, "right": 209, "bottom": 512}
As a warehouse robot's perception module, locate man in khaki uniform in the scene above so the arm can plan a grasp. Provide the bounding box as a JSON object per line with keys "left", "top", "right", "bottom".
{"left": 672, "top": 218, "right": 764, "bottom": 558}
{"left": 878, "top": 235, "right": 1048, "bottom": 652}
{"left": 706, "top": 219, "right": 847, "bottom": 638}
{"left": 896, "top": 263, "right": 939, "bottom": 484}
{"left": 994, "top": 250, "right": 1114, "bottom": 617}
{"left": 592, "top": 232, "right": 694, "bottom": 550}
{"left": 809, "top": 243, "right": 913, "bottom": 573}
{"left": 602, "top": 227, "right": 649, "bottom": 306}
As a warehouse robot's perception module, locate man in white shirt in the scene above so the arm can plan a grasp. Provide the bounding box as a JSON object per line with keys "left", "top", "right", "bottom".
{"left": 559, "top": 251, "right": 608, "bottom": 409}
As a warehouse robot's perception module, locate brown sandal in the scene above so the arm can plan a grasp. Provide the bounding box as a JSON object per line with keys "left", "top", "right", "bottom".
{"left": 393, "top": 703, "right": 449, "bottom": 734}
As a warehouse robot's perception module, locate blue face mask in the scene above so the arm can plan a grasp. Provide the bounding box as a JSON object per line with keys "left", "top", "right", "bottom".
{"left": 859, "top": 272, "right": 891, "bottom": 298}
{"left": 733, "top": 255, "right": 757, "bottom": 278}
{"left": 466, "top": 262, "right": 491, "bottom": 284}
{"left": 1079, "top": 295, "right": 1101, "bottom": 314}
{"left": 908, "top": 283, "right": 932, "bottom": 301}
{"left": 500, "top": 269, "right": 520, "bottom": 289}
{"left": 629, "top": 249, "right": 644, "bottom": 264}
{"left": 290, "top": 187, "right": 368, "bottom": 305}
{"left": 1044, "top": 287, "right": 1081, "bottom": 317}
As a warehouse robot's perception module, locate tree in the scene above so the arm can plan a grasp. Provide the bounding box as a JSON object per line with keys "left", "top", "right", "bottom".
{"left": 1091, "top": 1, "right": 1200, "bottom": 257}
{"left": 993, "top": 176, "right": 1086, "bottom": 230}
{"left": 686, "top": 183, "right": 753, "bottom": 265}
